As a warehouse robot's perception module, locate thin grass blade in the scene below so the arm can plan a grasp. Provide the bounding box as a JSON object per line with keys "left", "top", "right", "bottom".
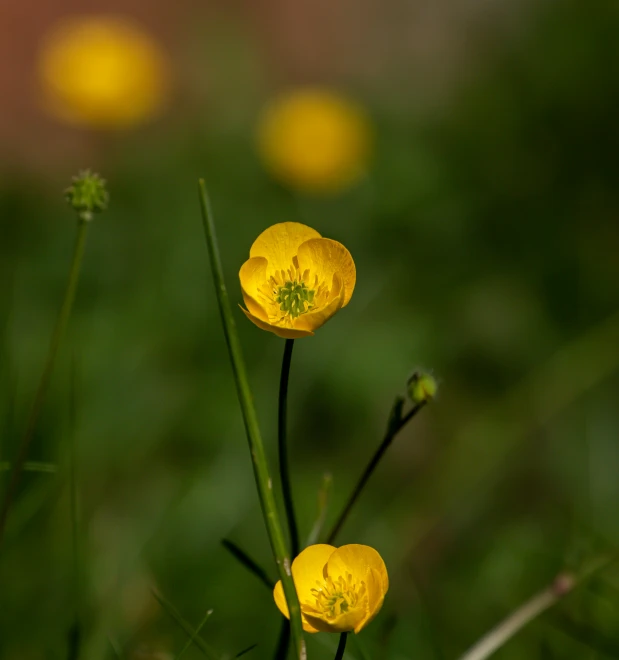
{"left": 198, "top": 181, "right": 305, "bottom": 659}
{"left": 176, "top": 609, "right": 214, "bottom": 660}
{"left": 152, "top": 589, "right": 222, "bottom": 660}
{"left": 221, "top": 539, "right": 274, "bottom": 589}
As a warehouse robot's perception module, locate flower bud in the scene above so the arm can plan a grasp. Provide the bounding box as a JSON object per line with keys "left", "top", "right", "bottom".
{"left": 65, "top": 170, "right": 109, "bottom": 222}
{"left": 407, "top": 371, "right": 438, "bottom": 404}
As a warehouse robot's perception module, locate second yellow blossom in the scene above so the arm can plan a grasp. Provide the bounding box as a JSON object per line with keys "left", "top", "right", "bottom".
{"left": 257, "top": 88, "right": 371, "bottom": 194}
{"left": 239, "top": 222, "right": 356, "bottom": 338}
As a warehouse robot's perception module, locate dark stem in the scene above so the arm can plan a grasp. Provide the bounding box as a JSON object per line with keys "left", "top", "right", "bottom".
{"left": 334, "top": 632, "right": 348, "bottom": 660}
{"left": 0, "top": 221, "right": 88, "bottom": 547}
{"left": 274, "top": 619, "right": 291, "bottom": 660}
{"left": 326, "top": 401, "right": 426, "bottom": 544}
{"left": 279, "top": 338, "right": 299, "bottom": 556}
{"left": 67, "top": 622, "right": 81, "bottom": 660}
{"left": 221, "top": 538, "right": 275, "bottom": 589}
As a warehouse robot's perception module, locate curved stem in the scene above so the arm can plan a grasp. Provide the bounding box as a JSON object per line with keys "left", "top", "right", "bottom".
{"left": 326, "top": 401, "right": 426, "bottom": 544}
{"left": 279, "top": 338, "right": 299, "bottom": 556}
{"left": 334, "top": 632, "right": 348, "bottom": 660}
{"left": 0, "top": 220, "right": 89, "bottom": 547}
{"left": 199, "top": 182, "right": 305, "bottom": 660}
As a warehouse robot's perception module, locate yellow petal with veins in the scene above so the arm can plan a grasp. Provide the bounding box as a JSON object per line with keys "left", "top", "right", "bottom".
{"left": 250, "top": 222, "right": 321, "bottom": 276}
{"left": 325, "top": 544, "right": 388, "bottom": 632}
{"left": 296, "top": 238, "right": 356, "bottom": 307}
{"left": 326, "top": 545, "right": 389, "bottom": 595}
{"left": 353, "top": 568, "right": 386, "bottom": 633}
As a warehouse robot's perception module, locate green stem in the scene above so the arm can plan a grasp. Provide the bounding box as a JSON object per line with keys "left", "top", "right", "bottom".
{"left": 325, "top": 401, "right": 426, "bottom": 544}
{"left": 198, "top": 181, "right": 305, "bottom": 660}
{"left": 68, "top": 359, "right": 81, "bottom": 660}
{"left": 0, "top": 220, "right": 89, "bottom": 547}
{"left": 334, "top": 632, "right": 348, "bottom": 660}
{"left": 279, "top": 338, "right": 299, "bottom": 556}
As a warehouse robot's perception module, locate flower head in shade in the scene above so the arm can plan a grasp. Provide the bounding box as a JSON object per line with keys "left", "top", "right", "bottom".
{"left": 38, "top": 15, "right": 169, "bottom": 128}
{"left": 239, "top": 222, "right": 355, "bottom": 338}
{"left": 273, "top": 544, "right": 388, "bottom": 634}
{"left": 257, "top": 88, "right": 371, "bottom": 194}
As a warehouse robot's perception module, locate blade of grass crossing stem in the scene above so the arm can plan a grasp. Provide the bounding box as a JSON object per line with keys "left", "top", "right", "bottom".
{"left": 107, "top": 635, "right": 122, "bottom": 658}
{"left": 235, "top": 644, "right": 258, "bottom": 657}
{"left": 350, "top": 634, "right": 371, "bottom": 660}
{"left": 306, "top": 473, "right": 333, "bottom": 546}
{"left": 198, "top": 181, "right": 305, "bottom": 660}
{"left": 175, "top": 609, "right": 214, "bottom": 660}
{"left": 152, "top": 590, "right": 221, "bottom": 660}
{"left": 221, "top": 538, "right": 274, "bottom": 589}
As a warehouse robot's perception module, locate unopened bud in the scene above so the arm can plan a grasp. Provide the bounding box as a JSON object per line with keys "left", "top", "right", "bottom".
{"left": 65, "top": 170, "right": 109, "bottom": 222}
{"left": 407, "top": 371, "right": 438, "bottom": 404}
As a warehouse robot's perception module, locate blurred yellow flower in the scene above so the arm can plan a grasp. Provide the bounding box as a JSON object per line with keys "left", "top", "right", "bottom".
{"left": 257, "top": 88, "right": 371, "bottom": 194}
{"left": 239, "top": 222, "right": 356, "bottom": 338}
{"left": 38, "top": 16, "right": 169, "bottom": 128}
{"left": 273, "top": 544, "right": 389, "bottom": 634}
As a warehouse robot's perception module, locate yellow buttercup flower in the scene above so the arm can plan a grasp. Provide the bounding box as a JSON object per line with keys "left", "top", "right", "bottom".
{"left": 273, "top": 544, "right": 389, "bottom": 634}
{"left": 239, "top": 222, "right": 356, "bottom": 338}
{"left": 38, "top": 16, "right": 168, "bottom": 128}
{"left": 257, "top": 88, "right": 371, "bottom": 194}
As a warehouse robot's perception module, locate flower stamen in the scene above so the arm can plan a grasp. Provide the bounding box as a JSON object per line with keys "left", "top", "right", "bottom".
{"left": 275, "top": 279, "right": 315, "bottom": 318}
{"left": 305, "top": 573, "right": 366, "bottom": 621}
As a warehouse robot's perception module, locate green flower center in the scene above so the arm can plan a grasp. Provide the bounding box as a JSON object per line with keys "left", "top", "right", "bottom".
{"left": 309, "top": 574, "right": 366, "bottom": 620}
{"left": 275, "top": 280, "right": 315, "bottom": 318}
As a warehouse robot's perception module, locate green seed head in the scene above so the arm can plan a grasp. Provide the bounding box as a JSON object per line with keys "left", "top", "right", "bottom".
{"left": 65, "top": 170, "right": 109, "bottom": 222}
{"left": 275, "top": 280, "right": 315, "bottom": 318}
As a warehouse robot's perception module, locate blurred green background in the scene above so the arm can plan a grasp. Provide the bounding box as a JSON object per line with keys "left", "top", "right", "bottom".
{"left": 2, "top": 0, "right": 619, "bottom": 658}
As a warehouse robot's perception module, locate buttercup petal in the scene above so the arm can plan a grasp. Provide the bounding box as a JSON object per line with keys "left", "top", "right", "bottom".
{"left": 303, "top": 607, "right": 365, "bottom": 634}
{"left": 239, "top": 307, "right": 314, "bottom": 338}
{"left": 353, "top": 568, "right": 385, "bottom": 633}
{"left": 291, "top": 544, "right": 337, "bottom": 604}
{"left": 273, "top": 544, "right": 337, "bottom": 634}
{"left": 273, "top": 581, "right": 321, "bottom": 633}
{"left": 296, "top": 238, "right": 356, "bottom": 307}
{"left": 239, "top": 257, "right": 268, "bottom": 320}
{"left": 239, "top": 256, "right": 267, "bottom": 299}
{"left": 250, "top": 222, "right": 322, "bottom": 275}
{"left": 325, "top": 546, "right": 388, "bottom": 634}
{"left": 325, "top": 544, "right": 389, "bottom": 595}
{"left": 294, "top": 284, "right": 345, "bottom": 332}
